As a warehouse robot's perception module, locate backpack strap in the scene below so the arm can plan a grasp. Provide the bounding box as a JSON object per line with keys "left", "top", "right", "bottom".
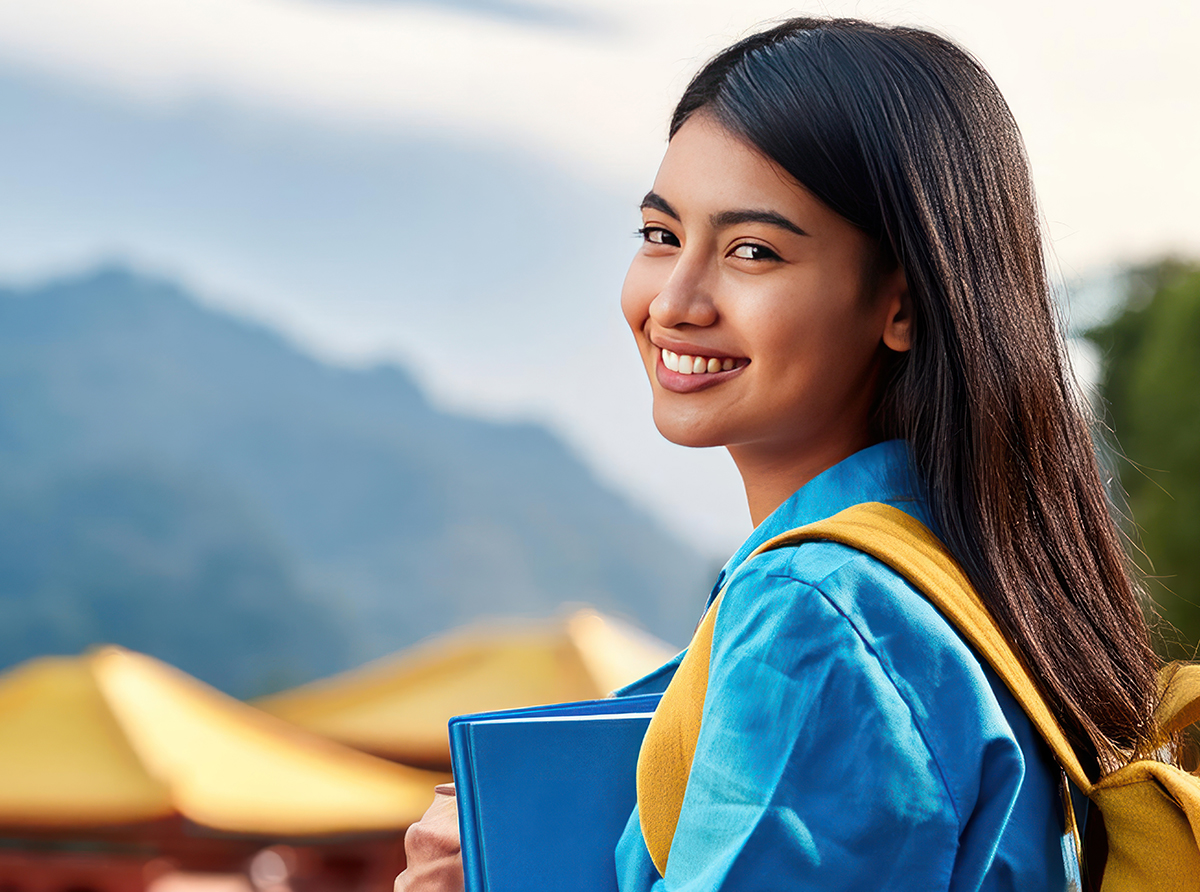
{"left": 758, "top": 502, "right": 1094, "bottom": 790}
{"left": 637, "top": 501, "right": 1200, "bottom": 889}
{"left": 636, "top": 501, "right": 1093, "bottom": 876}
{"left": 635, "top": 575, "right": 720, "bottom": 876}
{"left": 1155, "top": 662, "right": 1200, "bottom": 740}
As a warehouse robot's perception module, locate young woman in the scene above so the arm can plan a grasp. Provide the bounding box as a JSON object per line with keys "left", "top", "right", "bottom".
{"left": 398, "top": 17, "right": 1164, "bottom": 891}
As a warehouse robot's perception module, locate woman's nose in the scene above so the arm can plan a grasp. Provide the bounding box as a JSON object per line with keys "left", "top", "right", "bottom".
{"left": 648, "top": 257, "right": 718, "bottom": 329}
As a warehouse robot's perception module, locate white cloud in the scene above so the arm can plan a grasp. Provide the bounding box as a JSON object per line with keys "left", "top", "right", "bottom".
{"left": 0, "top": 0, "right": 687, "bottom": 184}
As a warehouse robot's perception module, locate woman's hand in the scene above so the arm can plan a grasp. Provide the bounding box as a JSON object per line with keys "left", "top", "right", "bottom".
{"left": 395, "top": 784, "right": 464, "bottom": 892}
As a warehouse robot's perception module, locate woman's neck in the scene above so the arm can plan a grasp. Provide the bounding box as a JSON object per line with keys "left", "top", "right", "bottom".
{"left": 730, "top": 431, "right": 874, "bottom": 527}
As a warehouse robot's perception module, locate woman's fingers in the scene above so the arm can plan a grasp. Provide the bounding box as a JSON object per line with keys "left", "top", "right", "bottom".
{"left": 395, "top": 785, "right": 464, "bottom": 892}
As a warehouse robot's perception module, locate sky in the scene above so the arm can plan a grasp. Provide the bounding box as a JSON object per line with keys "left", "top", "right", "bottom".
{"left": 0, "top": 0, "right": 1196, "bottom": 556}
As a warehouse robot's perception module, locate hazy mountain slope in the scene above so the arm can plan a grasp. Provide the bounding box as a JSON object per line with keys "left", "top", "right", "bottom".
{"left": 0, "top": 465, "right": 349, "bottom": 695}
{"left": 0, "top": 268, "right": 706, "bottom": 691}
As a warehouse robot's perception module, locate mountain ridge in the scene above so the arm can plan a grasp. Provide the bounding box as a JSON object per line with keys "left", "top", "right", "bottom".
{"left": 0, "top": 267, "right": 707, "bottom": 694}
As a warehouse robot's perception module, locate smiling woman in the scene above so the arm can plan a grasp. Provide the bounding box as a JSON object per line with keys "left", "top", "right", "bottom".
{"left": 622, "top": 114, "right": 910, "bottom": 524}
{"left": 396, "top": 16, "right": 1179, "bottom": 892}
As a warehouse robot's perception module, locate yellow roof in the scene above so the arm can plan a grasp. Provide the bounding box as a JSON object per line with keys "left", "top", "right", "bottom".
{"left": 0, "top": 647, "right": 446, "bottom": 835}
{"left": 256, "top": 608, "right": 678, "bottom": 767}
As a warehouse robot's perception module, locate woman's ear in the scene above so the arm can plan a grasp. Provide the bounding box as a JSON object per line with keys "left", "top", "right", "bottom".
{"left": 880, "top": 266, "right": 912, "bottom": 353}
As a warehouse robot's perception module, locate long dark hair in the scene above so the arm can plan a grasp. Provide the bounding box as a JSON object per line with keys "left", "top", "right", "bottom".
{"left": 673, "top": 18, "right": 1161, "bottom": 770}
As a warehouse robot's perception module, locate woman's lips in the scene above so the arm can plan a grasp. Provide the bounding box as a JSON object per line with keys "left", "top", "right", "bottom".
{"left": 654, "top": 347, "right": 749, "bottom": 393}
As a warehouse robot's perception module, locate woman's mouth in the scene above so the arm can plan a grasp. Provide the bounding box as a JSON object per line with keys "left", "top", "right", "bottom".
{"left": 656, "top": 347, "right": 749, "bottom": 393}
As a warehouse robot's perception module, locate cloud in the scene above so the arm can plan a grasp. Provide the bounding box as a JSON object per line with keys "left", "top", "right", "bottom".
{"left": 0, "top": 0, "right": 711, "bottom": 184}
{"left": 2, "top": 0, "right": 1197, "bottom": 263}
{"left": 322, "top": 0, "right": 602, "bottom": 30}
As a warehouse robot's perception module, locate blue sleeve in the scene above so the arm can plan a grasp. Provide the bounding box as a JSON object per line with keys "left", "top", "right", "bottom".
{"left": 617, "top": 555, "right": 982, "bottom": 892}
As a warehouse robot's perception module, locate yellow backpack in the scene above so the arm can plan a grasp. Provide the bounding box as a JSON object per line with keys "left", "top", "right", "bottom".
{"left": 636, "top": 502, "right": 1200, "bottom": 890}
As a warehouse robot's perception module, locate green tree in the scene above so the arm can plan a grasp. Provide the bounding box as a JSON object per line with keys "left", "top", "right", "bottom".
{"left": 1087, "top": 260, "right": 1200, "bottom": 658}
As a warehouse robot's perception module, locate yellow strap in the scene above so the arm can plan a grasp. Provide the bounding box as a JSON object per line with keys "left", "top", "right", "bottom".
{"left": 636, "top": 590, "right": 722, "bottom": 876}
{"left": 757, "top": 502, "right": 1094, "bottom": 792}
{"left": 1155, "top": 663, "right": 1200, "bottom": 740}
{"left": 635, "top": 501, "right": 1095, "bottom": 874}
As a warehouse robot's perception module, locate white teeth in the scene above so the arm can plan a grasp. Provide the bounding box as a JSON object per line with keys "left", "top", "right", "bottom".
{"left": 660, "top": 347, "right": 742, "bottom": 376}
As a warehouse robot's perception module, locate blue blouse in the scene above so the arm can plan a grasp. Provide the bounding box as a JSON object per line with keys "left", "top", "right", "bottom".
{"left": 614, "top": 441, "right": 1079, "bottom": 891}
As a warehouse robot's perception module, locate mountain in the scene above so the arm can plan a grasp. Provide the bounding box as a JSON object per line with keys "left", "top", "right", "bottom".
{"left": 0, "top": 267, "right": 707, "bottom": 695}
{"left": 0, "top": 464, "right": 345, "bottom": 696}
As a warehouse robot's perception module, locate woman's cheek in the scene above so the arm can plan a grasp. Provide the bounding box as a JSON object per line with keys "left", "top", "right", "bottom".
{"left": 620, "top": 259, "right": 657, "bottom": 337}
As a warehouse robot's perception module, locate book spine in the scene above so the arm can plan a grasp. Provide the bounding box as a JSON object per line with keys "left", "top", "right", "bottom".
{"left": 449, "top": 721, "right": 486, "bottom": 892}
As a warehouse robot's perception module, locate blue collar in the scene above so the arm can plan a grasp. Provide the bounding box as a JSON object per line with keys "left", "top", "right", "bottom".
{"left": 707, "top": 440, "right": 929, "bottom": 605}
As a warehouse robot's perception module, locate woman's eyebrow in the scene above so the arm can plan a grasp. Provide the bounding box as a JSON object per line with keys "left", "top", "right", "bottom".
{"left": 640, "top": 191, "right": 679, "bottom": 219}
{"left": 639, "top": 193, "right": 808, "bottom": 238}
{"left": 711, "top": 209, "right": 809, "bottom": 237}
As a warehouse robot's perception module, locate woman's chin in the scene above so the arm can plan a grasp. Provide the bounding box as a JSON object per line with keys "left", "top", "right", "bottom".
{"left": 651, "top": 412, "right": 729, "bottom": 450}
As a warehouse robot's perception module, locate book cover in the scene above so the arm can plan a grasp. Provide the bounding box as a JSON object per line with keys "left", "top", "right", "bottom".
{"left": 450, "top": 694, "right": 661, "bottom": 892}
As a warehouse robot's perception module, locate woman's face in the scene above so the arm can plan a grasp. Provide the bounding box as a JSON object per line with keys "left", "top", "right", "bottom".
{"left": 621, "top": 113, "right": 910, "bottom": 473}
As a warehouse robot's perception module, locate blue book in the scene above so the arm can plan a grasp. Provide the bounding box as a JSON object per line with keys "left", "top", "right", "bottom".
{"left": 449, "top": 694, "right": 661, "bottom": 892}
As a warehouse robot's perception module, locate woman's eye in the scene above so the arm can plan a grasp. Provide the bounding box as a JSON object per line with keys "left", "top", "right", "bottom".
{"left": 638, "top": 226, "right": 680, "bottom": 248}
{"left": 730, "top": 242, "right": 781, "bottom": 261}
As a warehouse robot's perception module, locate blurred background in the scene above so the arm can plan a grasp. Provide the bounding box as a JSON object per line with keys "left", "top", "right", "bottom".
{"left": 0, "top": 0, "right": 1197, "bottom": 889}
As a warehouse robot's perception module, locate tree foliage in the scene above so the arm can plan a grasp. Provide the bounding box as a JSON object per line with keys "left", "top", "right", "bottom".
{"left": 1087, "top": 260, "right": 1200, "bottom": 658}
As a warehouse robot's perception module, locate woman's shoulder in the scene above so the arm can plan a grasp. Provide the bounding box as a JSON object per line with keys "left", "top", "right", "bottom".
{"left": 699, "top": 538, "right": 1032, "bottom": 863}
{"left": 718, "top": 535, "right": 979, "bottom": 669}
{"left": 713, "top": 536, "right": 1025, "bottom": 780}
{"left": 708, "top": 535, "right": 1068, "bottom": 887}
